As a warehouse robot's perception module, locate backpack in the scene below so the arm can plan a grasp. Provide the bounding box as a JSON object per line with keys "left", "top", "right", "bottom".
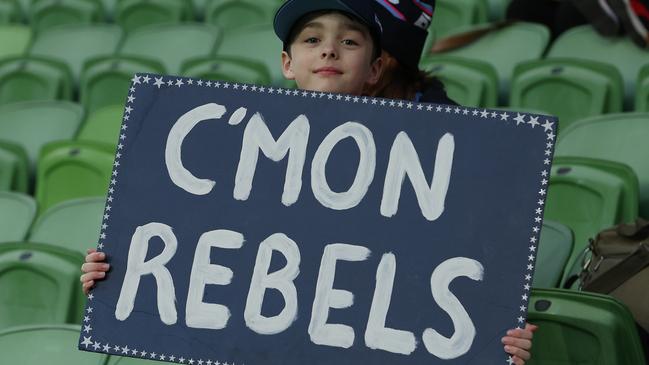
{"left": 572, "top": 0, "right": 649, "bottom": 48}
{"left": 579, "top": 218, "right": 649, "bottom": 332}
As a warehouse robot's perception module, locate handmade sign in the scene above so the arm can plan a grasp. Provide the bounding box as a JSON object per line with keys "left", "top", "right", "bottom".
{"left": 79, "top": 74, "right": 557, "bottom": 365}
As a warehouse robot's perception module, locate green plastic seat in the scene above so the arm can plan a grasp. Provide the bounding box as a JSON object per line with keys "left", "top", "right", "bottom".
{"left": 0, "top": 101, "right": 83, "bottom": 171}
{"left": 528, "top": 288, "right": 646, "bottom": 364}
{"left": 510, "top": 58, "right": 624, "bottom": 131}
{"left": 419, "top": 55, "right": 498, "bottom": 107}
{"left": 556, "top": 113, "right": 649, "bottom": 218}
{"left": 80, "top": 55, "right": 164, "bottom": 115}
{"left": 485, "top": 0, "right": 510, "bottom": 21}
{"left": 28, "top": 197, "right": 104, "bottom": 255}
{"left": 0, "top": 25, "right": 31, "bottom": 59}
{"left": 119, "top": 23, "right": 220, "bottom": 75}
{"left": 205, "top": 0, "right": 275, "bottom": 31}
{"left": 0, "top": 192, "right": 36, "bottom": 243}
{"left": 0, "top": 56, "right": 74, "bottom": 105}
{"left": 532, "top": 220, "right": 573, "bottom": 288}
{"left": 181, "top": 55, "right": 272, "bottom": 85}
{"left": 29, "top": 0, "right": 104, "bottom": 32}
{"left": 29, "top": 24, "right": 122, "bottom": 84}
{"left": 548, "top": 25, "right": 649, "bottom": 109}
{"left": 77, "top": 104, "right": 124, "bottom": 146}
{"left": 637, "top": 64, "right": 649, "bottom": 112}
{"left": 0, "top": 141, "right": 29, "bottom": 192}
{"left": 431, "top": 22, "right": 550, "bottom": 103}
{"left": 545, "top": 156, "right": 639, "bottom": 285}
{"left": 215, "top": 23, "right": 288, "bottom": 86}
{"left": 115, "top": 0, "right": 193, "bottom": 33}
{"left": 35, "top": 140, "right": 114, "bottom": 214}
{"left": 0, "top": 325, "right": 108, "bottom": 364}
{"left": 0, "top": 242, "right": 86, "bottom": 328}
{"left": 0, "top": 0, "right": 20, "bottom": 23}
{"left": 431, "top": 0, "right": 488, "bottom": 37}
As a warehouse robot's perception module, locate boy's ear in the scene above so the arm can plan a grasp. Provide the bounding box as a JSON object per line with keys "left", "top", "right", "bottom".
{"left": 281, "top": 51, "right": 296, "bottom": 80}
{"left": 365, "top": 56, "right": 384, "bottom": 86}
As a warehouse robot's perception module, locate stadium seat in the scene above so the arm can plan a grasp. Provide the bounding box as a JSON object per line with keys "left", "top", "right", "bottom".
{"left": 0, "top": 148, "right": 14, "bottom": 190}
{"left": 637, "top": 64, "right": 649, "bottom": 112}
{"left": 485, "top": 0, "right": 510, "bottom": 21}
{"left": 205, "top": 0, "right": 275, "bottom": 31}
{"left": 80, "top": 55, "right": 164, "bottom": 115}
{"left": 0, "top": 25, "right": 31, "bottom": 59}
{"left": 0, "top": 242, "right": 86, "bottom": 328}
{"left": 0, "top": 100, "right": 83, "bottom": 170}
{"left": 545, "top": 157, "right": 639, "bottom": 285}
{"left": 528, "top": 288, "right": 647, "bottom": 364}
{"left": 28, "top": 0, "right": 104, "bottom": 32}
{"left": 419, "top": 55, "right": 498, "bottom": 107}
{"left": 510, "top": 58, "right": 624, "bottom": 131}
{"left": 555, "top": 113, "right": 649, "bottom": 218}
{"left": 0, "top": 56, "right": 74, "bottom": 105}
{"left": 35, "top": 140, "right": 114, "bottom": 213}
{"left": 0, "top": 141, "right": 29, "bottom": 192}
{"left": 181, "top": 55, "right": 272, "bottom": 85}
{"left": 28, "top": 197, "right": 104, "bottom": 255}
{"left": 429, "top": 22, "right": 550, "bottom": 103}
{"left": 0, "top": 191, "right": 36, "bottom": 243}
{"left": 29, "top": 24, "right": 122, "bottom": 84}
{"left": 214, "top": 23, "right": 288, "bottom": 86}
{"left": 0, "top": 0, "right": 20, "bottom": 23}
{"left": 118, "top": 23, "right": 220, "bottom": 75}
{"left": 115, "top": 0, "right": 193, "bottom": 33}
{"left": 548, "top": 25, "right": 649, "bottom": 109}
{"left": 77, "top": 104, "right": 124, "bottom": 146}
{"left": 532, "top": 220, "right": 573, "bottom": 288}
{"left": 431, "top": 0, "right": 488, "bottom": 37}
{"left": 0, "top": 324, "right": 109, "bottom": 364}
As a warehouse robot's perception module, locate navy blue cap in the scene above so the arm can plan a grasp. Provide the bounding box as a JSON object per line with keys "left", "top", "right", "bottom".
{"left": 274, "top": 0, "right": 383, "bottom": 45}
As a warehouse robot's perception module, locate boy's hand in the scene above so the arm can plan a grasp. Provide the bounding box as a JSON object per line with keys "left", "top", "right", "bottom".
{"left": 502, "top": 323, "right": 537, "bottom": 365}
{"left": 81, "top": 248, "right": 110, "bottom": 295}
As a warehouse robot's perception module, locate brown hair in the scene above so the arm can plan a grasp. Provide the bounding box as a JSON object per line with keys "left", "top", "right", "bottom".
{"left": 365, "top": 51, "right": 440, "bottom": 99}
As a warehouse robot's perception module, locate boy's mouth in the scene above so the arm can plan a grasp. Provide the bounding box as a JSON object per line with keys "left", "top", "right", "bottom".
{"left": 314, "top": 67, "right": 343, "bottom": 76}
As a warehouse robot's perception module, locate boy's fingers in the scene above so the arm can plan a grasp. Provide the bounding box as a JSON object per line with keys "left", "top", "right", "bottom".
{"left": 502, "top": 336, "right": 532, "bottom": 350}
{"left": 86, "top": 248, "right": 96, "bottom": 255}
{"left": 512, "top": 356, "right": 525, "bottom": 365}
{"left": 525, "top": 323, "right": 538, "bottom": 332}
{"left": 507, "top": 327, "right": 534, "bottom": 340}
{"left": 82, "top": 280, "right": 94, "bottom": 295}
{"left": 81, "top": 262, "right": 110, "bottom": 273}
{"left": 85, "top": 251, "right": 106, "bottom": 263}
{"left": 80, "top": 271, "right": 106, "bottom": 283}
{"left": 504, "top": 345, "right": 531, "bottom": 361}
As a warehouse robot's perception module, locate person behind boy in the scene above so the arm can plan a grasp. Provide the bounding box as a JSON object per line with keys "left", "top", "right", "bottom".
{"left": 82, "top": 0, "right": 533, "bottom": 362}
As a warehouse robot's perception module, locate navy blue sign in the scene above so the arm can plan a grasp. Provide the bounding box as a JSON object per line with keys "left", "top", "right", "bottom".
{"left": 79, "top": 74, "right": 557, "bottom": 365}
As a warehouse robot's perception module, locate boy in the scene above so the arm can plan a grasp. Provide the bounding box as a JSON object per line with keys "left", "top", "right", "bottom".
{"left": 81, "top": 0, "right": 533, "bottom": 363}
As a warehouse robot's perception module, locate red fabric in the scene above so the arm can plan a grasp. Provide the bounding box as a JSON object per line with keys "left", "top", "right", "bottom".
{"left": 631, "top": 0, "right": 649, "bottom": 21}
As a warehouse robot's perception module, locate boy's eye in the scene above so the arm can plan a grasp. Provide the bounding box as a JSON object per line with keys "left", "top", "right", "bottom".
{"left": 305, "top": 37, "right": 319, "bottom": 44}
{"left": 341, "top": 39, "right": 359, "bottom": 46}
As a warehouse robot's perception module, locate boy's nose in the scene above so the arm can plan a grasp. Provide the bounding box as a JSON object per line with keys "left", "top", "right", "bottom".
{"left": 320, "top": 43, "right": 338, "bottom": 59}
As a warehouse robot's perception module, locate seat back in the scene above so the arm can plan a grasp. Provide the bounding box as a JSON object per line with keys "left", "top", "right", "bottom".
{"left": 28, "top": 197, "right": 105, "bottom": 255}
{"left": 637, "top": 64, "right": 649, "bottom": 112}
{"left": 0, "top": 192, "right": 36, "bottom": 243}
{"left": 181, "top": 55, "right": 272, "bottom": 85}
{"left": 0, "top": 243, "right": 85, "bottom": 328}
{"left": 0, "top": 25, "right": 31, "bottom": 59}
{"left": 431, "top": 0, "right": 488, "bottom": 37}
{"left": 29, "top": 0, "right": 104, "bottom": 32}
{"left": 533, "top": 220, "right": 573, "bottom": 288}
{"left": 528, "top": 288, "right": 647, "bottom": 364}
{"left": 205, "top": 0, "right": 274, "bottom": 31}
{"left": 0, "top": 141, "right": 29, "bottom": 192}
{"left": 78, "top": 104, "right": 125, "bottom": 146}
{"left": 0, "top": 56, "right": 74, "bottom": 105}
{"left": 115, "top": 0, "right": 193, "bottom": 33}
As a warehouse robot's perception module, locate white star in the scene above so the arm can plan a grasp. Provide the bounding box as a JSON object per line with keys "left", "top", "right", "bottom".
{"left": 127, "top": 95, "right": 135, "bottom": 103}
{"left": 397, "top": 101, "right": 404, "bottom": 107}
{"left": 98, "top": 243, "right": 104, "bottom": 249}
{"left": 524, "top": 283, "right": 531, "bottom": 290}
{"left": 547, "top": 132, "right": 556, "bottom": 140}
{"left": 363, "top": 97, "right": 369, "bottom": 104}
{"left": 527, "top": 264, "right": 534, "bottom": 270}
{"left": 529, "top": 245, "right": 536, "bottom": 253}
{"left": 150, "top": 352, "right": 157, "bottom": 358}
{"left": 336, "top": 94, "right": 343, "bottom": 100}
{"left": 353, "top": 97, "right": 360, "bottom": 103}
{"left": 189, "top": 359, "right": 195, "bottom": 364}
{"left": 293, "top": 89, "right": 300, "bottom": 95}
{"left": 131, "top": 75, "right": 141, "bottom": 84}
{"left": 318, "top": 92, "right": 325, "bottom": 98}
{"left": 103, "top": 344, "right": 110, "bottom": 352}
{"left": 175, "top": 79, "right": 184, "bottom": 87}
{"left": 88, "top": 293, "right": 94, "bottom": 300}
{"left": 160, "top": 355, "right": 166, "bottom": 360}
{"left": 179, "top": 358, "right": 186, "bottom": 363}
{"left": 535, "top": 208, "right": 542, "bottom": 215}
{"left": 129, "top": 87, "right": 135, "bottom": 93}
{"left": 108, "top": 187, "right": 114, "bottom": 194}
{"left": 141, "top": 350, "right": 147, "bottom": 357}
{"left": 206, "top": 81, "right": 212, "bottom": 87}
{"left": 346, "top": 95, "right": 352, "bottom": 101}
{"left": 132, "top": 349, "right": 138, "bottom": 355}
{"left": 380, "top": 100, "right": 386, "bottom": 106}
{"left": 311, "top": 91, "right": 318, "bottom": 98}
{"left": 491, "top": 111, "right": 498, "bottom": 118}
{"left": 233, "top": 83, "right": 239, "bottom": 89}
{"left": 525, "top": 274, "right": 532, "bottom": 280}
{"left": 389, "top": 100, "right": 396, "bottom": 106}
{"left": 207, "top": 361, "right": 212, "bottom": 365}
{"left": 199, "top": 360, "right": 204, "bottom": 365}
{"left": 87, "top": 307, "right": 93, "bottom": 313}
{"left": 426, "top": 105, "right": 433, "bottom": 111}
{"left": 514, "top": 113, "right": 526, "bottom": 125}
{"left": 170, "top": 355, "right": 176, "bottom": 361}
{"left": 480, "top": 110, "right": 489, "bottom": 118}
{"left": 167, "top": 80, "right": 173, "bottom": 86}
{"left": 533, "top": 226, "right": 540, "bottom": 233}
{"left": 542, "top": 120, "right": 554, "bottom": 132}
{"left": 522, "top": 294, "right": 528, "bottom": 301}
{"left": 539, "top": 189, "right": 546, "bottom": 196}
{"left": 268, "top": 87, "right": 275, "bottom": 93}
{"left": 445, "top": 106, "right": 452, "bottom": 113}
{"left": 541, "top": 170, "right": 548, "bottom": 177}
{"left": 545, "top": 149, "right": 552, "bottom": 156}
{"left": 417, "top": 104, "right": 423, "bottom": 110}
{"left": 93, "top": 341, "right": 101, "bottom": 350}
{"left": 113, "top": 345, "right": 120, "bottom": 352}
{"left": 541, "top": 178, "right": 548, "bottom": 185}
{"left": 508, "top": 355, "right": 516, "bottom": 365}
{"left": 327, "top": 93, "right": 333, "bottom": 99}
{"left": 518, "top": 316, "right": 525, "bottom": 323}
{"left": 407, "top": 102, "right": 413, "bottom": 108}
{"left": 454, "top": 107, "right": 461, "bottom": 113}
{"left": 472, "top": 109, "right": 478, "bottom": 116}
{"left": 528, "top": 116, "right": 540, "bottom": 128}
{"left": 142, "top": 75, "right": 151, "bottom": 84}
{"left": 154, "top": 77, "right": 164, "bottom": 88}
{"left": 500, "top": 112, "right": 510, "bottom": 121}
{"left": 520, "top": 305, "right": 527, "bottom": 311}
{"left": 81, "top": 336, "right": 93, "bottom": 348}
{"left": 122, "top": 345, "right": 130, "bottom": 354}
{"left": 301, "top": 91, "right": 308, "bottom": 97}
{"left": 187, "top": 79, "right": 194, "bottom": 85}
{"left": 125, "top": 106, "right": 133, "bottom": 114}
{"left": 84, "top": 324, "right": 92, "bottom": 333}
{"left": 123, "top": 115, "right": 129, "bottom": 121}
{"left": 372, "top": 99, "right": 378, "bottom": 104}
{"left": 436, "top": 106, "right": 442, "bottom": 112}
{"left": 103, "top": 213, "right": 109, "bottom": 220}
{"left": 117, "top": 143, "right": 123, "bottom": 149}
{"left": 84, "top": 315, "right": 90, "bottom": 322}
{"left": 463, "top": 109, "right": 469, "bottom": 115}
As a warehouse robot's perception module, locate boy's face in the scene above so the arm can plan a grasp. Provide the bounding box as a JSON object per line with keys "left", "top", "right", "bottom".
{"left": 281, "top": 12, "right": 382, "bottom": 95}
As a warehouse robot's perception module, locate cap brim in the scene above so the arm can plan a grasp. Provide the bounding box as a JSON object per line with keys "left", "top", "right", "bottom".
{"left": 273, "top": 0, "right": 360, "bottom": 43}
